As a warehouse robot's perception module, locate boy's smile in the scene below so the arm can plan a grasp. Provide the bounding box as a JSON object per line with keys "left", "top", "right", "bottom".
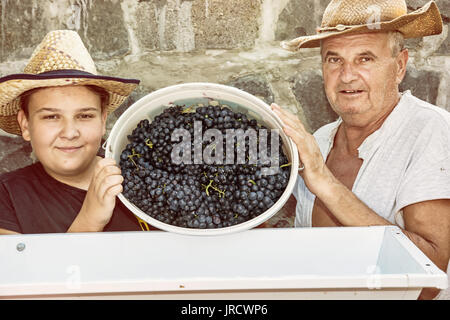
{"left": 17, "top": 85, "right": 107, "bottom": 185}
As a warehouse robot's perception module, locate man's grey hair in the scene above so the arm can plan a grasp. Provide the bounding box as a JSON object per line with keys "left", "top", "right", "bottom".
{"left": 387, "top": 31, "right": 405, "bottom": 57}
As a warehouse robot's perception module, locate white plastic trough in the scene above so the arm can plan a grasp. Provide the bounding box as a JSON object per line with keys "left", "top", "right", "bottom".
{"left": 0, "top": 226, "right": 447, "bottom": 299}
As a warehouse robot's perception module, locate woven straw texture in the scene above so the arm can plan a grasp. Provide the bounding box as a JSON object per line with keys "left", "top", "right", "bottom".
{"left": 281, "top": 0, "right": 443, "bottom": 51}
{"left": 321, "top": 0, "right": 407, "bottom": 28}
{"left": 0, "top": 30, "right": 138, "bottom": 135}
{"left": 23, "top": 30, "right": 97, "bottom": 75}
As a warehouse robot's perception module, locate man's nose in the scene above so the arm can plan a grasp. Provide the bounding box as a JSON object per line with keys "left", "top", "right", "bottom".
{"left": 60, "top": 119, "right": 80, "bottom": 139}
{"left": 339, "top": 62, "right": 359, "bottom": 83}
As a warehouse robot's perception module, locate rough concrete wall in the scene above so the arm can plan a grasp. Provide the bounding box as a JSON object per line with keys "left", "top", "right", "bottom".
{"left": 0, "top": 0, "right": 449, "bottom": 225}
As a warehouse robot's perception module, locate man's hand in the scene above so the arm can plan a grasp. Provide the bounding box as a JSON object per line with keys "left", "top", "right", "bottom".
{"left": 271, "top": 102, "right": 391, "bottom": 228}
{"left": 68, "top": 158, "right": 123, "bottom": 232}
{"left": 271, "top": 103, "right": 336, "bottom": 197}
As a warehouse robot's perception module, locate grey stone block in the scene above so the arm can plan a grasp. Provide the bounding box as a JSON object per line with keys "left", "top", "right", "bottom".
{"left": 275, "top": 0, "right": 449, "bottom": 55}
{"left": 227, "top": 74, "right": 275, "bottom": 105}
{"left": 0, "top": 0, "right": 129, "bottom": 63}
{"left": 275, "top": 0, "right": 324, "bottom": 42}
{"left": 0, "top": 0, "right": 48, "bottom": 62}
{"left": 191, "top": 0, "right": 261, "bottom": 49}
{"left": 400, "top": 67, "right": 441, "bottom": 106}
{"left": 290, "top": 70, "right": 338, "bottom": 133}
{"left": 132, "top": 0, "right": 261, "bottom": 52}
{"left": 0, "top": 136, "right": 33, "bottom": 174}
{"left": 75, "top": 0, "right": 129, "bottom": 60}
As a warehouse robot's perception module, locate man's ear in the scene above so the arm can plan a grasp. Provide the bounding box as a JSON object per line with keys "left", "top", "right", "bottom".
{"left": 396, "top": 48, "right": 409, "bottom": 85}
{"left": 17, "top": 110, "right": 31, "bottom": 141}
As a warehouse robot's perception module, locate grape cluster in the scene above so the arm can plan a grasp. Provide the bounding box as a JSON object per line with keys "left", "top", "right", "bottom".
{"left": 119, "top": 103, "right": 291, "bottom": 229}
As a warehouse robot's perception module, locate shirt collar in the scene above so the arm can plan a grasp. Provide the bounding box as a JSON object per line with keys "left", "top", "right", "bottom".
{"left": 323, "top": 91, "right": 412, "bottom": 160}
{"left": 357, "top": 91, "right": 411, "bottom": 159}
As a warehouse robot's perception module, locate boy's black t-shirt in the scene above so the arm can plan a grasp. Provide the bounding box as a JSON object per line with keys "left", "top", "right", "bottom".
{"left": 0, "top": 162, "right": 141, "bottom": 234}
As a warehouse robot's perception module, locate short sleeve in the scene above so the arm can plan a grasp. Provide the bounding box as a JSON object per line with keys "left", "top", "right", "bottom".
{"left": 395, "top": 116, "right": 450, "bottom": 212}
{"left": 0, "top": 182, "right": 21, "bottom": 233}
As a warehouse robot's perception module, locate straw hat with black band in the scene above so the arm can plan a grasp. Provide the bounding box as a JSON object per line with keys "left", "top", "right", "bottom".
{"left": 281, "top": 0, "right": 443, "bottom": 51}
{"left": 0, "top": 29, "right": 140, "bottom": 136}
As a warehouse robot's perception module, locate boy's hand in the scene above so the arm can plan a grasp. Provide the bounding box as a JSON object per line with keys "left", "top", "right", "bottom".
{"left": 69, "top": 158, "right": 123, "bottom": 232}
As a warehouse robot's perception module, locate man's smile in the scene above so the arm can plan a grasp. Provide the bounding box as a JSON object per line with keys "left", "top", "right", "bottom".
{"left": 338, "top": 89, "right": 366, "bottom": 98}
{"left": 56, "top": 146, "right": 83, "bottom": 153}
{"left": 339, "top": 89, "right": 365, "bottom": 94}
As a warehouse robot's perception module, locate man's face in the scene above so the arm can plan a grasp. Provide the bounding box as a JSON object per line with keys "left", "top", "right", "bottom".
{"left": 321, "top": 32, "right": 407, "bottom": 125}
{"left": 18, "top": 85, "right": 107, "bottom": 179}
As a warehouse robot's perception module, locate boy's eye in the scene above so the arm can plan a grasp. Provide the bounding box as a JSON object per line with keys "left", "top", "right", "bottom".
{"left": 42, "top": 114, "right": 59, "bottom": 120}
{"left": 77, "top": 113, "right": 95, "bottom": 119}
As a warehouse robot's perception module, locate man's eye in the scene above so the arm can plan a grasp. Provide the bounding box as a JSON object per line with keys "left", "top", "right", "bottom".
{"left": 360, "top": 57, "right": 373, "bottom": 63}
{"left": 327, "top": 57, "right": 341, "bottom": 63}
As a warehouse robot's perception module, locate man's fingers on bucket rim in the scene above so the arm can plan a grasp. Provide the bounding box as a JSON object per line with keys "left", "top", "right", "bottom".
{"left": 271, "top": 104, "right": 306, "bottom": 132}
{"left": 283, "top": 123, "right": 307, "bottom": 144}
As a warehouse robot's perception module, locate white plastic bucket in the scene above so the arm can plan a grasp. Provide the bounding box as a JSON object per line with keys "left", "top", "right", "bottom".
{"left": 105, "top": 82, "right": 299, "bottom": 236}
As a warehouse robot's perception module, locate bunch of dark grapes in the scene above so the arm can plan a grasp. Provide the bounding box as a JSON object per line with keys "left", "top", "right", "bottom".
{"left": 119, "top": 103, "right": 291, "bottom": 229}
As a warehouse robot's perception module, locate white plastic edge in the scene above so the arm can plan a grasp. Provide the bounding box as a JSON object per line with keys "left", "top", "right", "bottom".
{"left": 388, "top": 226, "right": 448, "bottom": 289}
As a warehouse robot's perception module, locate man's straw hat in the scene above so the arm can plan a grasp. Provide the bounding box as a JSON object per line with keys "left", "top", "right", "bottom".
{"left": 281, "top": 0, "right": 443, "bottom": 51}
{"left": 0, "top": 30, "right": 140, "bottom": 135}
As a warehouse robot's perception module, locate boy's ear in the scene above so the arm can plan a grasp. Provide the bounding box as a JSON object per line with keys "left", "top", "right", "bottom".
{"left": 17, "top": 110, "right": 31, "bottom": 141}
{"left": 101, "top": 110, "right": 108, "bottom": 136}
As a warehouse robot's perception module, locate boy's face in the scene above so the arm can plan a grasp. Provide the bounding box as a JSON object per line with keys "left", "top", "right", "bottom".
{"left": 17, "top": 85, "right": 107, "bottom": 179}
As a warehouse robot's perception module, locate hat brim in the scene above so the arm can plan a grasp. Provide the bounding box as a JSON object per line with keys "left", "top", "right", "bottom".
{"left": 0, "top": 70, "right": 140, "bottom": 135}
{"left": 281, "top": 1, "right": 443, "bottom": 51}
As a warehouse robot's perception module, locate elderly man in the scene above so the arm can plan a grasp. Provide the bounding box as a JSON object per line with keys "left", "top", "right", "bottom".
{"left": 272, "top": 0, "right": 450, "bottom": 300}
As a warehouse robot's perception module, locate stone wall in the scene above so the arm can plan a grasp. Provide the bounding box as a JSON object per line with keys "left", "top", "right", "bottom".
{"left": 0, "top": 0, "right": 449, "bottom": 226}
